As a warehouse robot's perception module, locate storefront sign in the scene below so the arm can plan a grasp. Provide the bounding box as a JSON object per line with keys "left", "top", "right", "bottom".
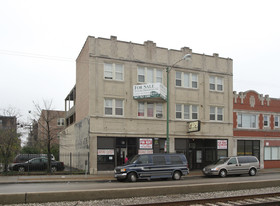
{"left": 133, "top": 83, "right": 167, "bottom": 100}
{"left": 138, "top": 149, "right": 153, "bottom": 154}
{"left": 187, "top": 120, "right": 201, "bottom": 133}
{"left": 98, "top": 149, "right": 114, "bottom": 155}
{"left": 139, "top": 138, "right": 153, "bottom": 149}
{"left": 217, "top": 140, "right": 227, "bottom": 149}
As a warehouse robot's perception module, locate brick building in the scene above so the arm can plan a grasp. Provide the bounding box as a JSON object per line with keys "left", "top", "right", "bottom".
{"left": 233, "top": 90, "right": 280, "bottom": 168}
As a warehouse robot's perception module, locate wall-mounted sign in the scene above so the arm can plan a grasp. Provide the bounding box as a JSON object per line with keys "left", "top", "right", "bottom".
{"left": 217, "top": 140, "right": 227, "bottom": 150}
{"left": 98, "top": 149, "right": 114, "bottom": 155}
{"left": 138, "top": 150, "right": 153, "bottom": 154}
{"left": 187, "top": 120, "right": 201, "bottom": 133}
{"left": 133, "top": 83, "right": 167, "bottom": 100}
{"left": 139, "top": 138, "right": 153, "bottom": 149}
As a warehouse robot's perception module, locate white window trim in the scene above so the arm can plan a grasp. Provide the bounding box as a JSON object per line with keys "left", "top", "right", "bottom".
{"left": 237, "top": 113, "right": 259, "bottom": 129}
{"left": 57, "top": 118, "right": 65, "bottom": 126}
{"left": 137, "top": 67, "right": 163, "bottom": 84}
{"left": 176, "top": 104, "right": 199, "bottom": 120}
{"left": 263, "top": 114, "right": 270, "bottom": 128}
{"left": 275, "top": 115, "right": 279, "bottom": 128}
{"left": 209, "top": 106, "right": 224, "bottom": 122}
{"left": 104, "top": 99, "right": 124, "bottom": 116}
{"left": 137, "top": 102, "right": 163, "bottom": 118}
{"left": 104, "top": 63, "right": 124, "bottom": 81}
{"left": 209, "top": 76, "right": 224, "bottom": 92}
{"left": 176, "top": 71, "right": 198, "bottom": 89}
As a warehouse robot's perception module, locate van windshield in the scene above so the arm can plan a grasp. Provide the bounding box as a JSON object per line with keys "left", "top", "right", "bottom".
{"left": 127, "top": 155, "right": 140, "bottom": 164}
{"left": 213, "top": 157, "right": 230, "bottom": 165}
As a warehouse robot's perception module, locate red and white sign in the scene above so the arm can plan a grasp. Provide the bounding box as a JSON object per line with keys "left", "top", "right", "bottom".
{"left": 138, "top": 149, "right": 153, "bottom": 154}
{"left": 139, "top": 138, "right": 153, "bottom": 149}
{"left": 217, "top": 140, "right": 227, "bottom": 149}
{"left": 98, "top": 149, "right": 114, "bottom": 155}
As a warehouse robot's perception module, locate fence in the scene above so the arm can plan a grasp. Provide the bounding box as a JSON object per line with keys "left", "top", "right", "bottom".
{"left": 0, "top": 152, "right": 90, "bottom": 175}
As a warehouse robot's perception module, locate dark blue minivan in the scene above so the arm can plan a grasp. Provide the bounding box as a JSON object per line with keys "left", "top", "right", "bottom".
{"left": 114, "top": 153, "right": 189, "bottom": 182}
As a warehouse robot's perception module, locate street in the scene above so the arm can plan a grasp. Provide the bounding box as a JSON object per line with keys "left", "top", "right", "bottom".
{"left": 1, "top": 172, "right": 280, "bottom": 194}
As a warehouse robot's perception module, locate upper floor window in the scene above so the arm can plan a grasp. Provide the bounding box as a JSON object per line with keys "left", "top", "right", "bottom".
{"left": 57, "top": 118, "right": 65, "bottom": 126}
{"left": 176, "top": 71, "right": 198, "bottom": 89}
{"left": 209, "top": 76, "right": 223, "bottom": 91}
{"left": 237, "top": 113, "right": 258, "bottom": 129}
{"left": 176, "top": 104, "right": 198, "bottom": 120}
{"left": 275, "top": 116, "right": 279, "bottom": 128}
{"left": 104, "top": 63, "right": 124, "bottom": 81}
{"left": 104, "top": 99, "right": 124, "bottom": 116}
{"left": 137, "top": 67, "right": 162, "bottom": 83}
{"left": 210, "top": 106, "right": 223, "bottom": 121}
{"left": 263, "top": 115, "right": 270, "bottom": 128}
{"left": 138, "top": 102, "right": 163, "bottom": 118}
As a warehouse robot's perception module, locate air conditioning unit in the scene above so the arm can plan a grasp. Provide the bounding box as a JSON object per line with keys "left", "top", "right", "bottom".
{"left": 156, "top": 113, "right": 163, "bottom": 118}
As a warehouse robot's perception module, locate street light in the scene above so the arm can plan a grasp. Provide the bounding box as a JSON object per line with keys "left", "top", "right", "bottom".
{"left": 166, "top": 54, "right": 192, "bottom": 153}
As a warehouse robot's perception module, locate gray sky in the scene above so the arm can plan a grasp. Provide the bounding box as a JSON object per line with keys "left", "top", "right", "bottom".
{"left": 1, "top": 0, "right": 280, "bottom": 124}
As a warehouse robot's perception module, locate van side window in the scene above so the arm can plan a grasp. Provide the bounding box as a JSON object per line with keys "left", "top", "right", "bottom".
{"left": 137, "top": 155, "right": 149, "bottom": 164}
{"left": 153, "top": 156, "right": 166, "bottom": 165}
{"left": 228, "top": 157, "right": 237, "bottom": 165}
{"left": 170, "top": 156, "right": 183, "bottom": 164}
{"left": 237, "top": 157, "right": 246, "bottom": 164}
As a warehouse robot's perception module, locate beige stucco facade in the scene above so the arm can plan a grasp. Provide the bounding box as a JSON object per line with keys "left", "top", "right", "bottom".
{"left": 60, "top": 36, "right": 233, "bottom": 174}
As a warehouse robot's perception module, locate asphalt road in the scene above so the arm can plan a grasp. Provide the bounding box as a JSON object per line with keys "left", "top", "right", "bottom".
{"left": 1, "top": 172, "right": 280, "bottom": 194}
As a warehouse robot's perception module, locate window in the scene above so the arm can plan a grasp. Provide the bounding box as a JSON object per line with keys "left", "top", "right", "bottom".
{"left": 263, "top": 115, "right": 270, "bottom": 127}
{"left": 57, "top": 118, "right": 65, "bottom": 126}
{"left": 104, "top": 63, "right": 124, "bottom": 80}
{"left": 237, "top": 113, "right": 258, "bottom": 129}
{"left": 104, "top": 99, "right": 124, "bottom": 116}
{"left": 137, "top": 102, "right": 163, "bottom": 118}
{"left": 210, "top": 106, "right": 223, "bottom": 121}
{"left": 275, "top": 116, "right": 279, "bottom": 128}
{"left": 209, "top": 76, "right": 224, "bottom": 91}
{"left": 264, "top": 147, "right": 280, "bottom": 160}
{"left": 176, "top": 104, "right": 198, "bottom": 120}
{"left": 137, "top": 67, "right": 162, "bottom": 83}
{"left": 176, "top": 71, "right": 198, "bottom": 89}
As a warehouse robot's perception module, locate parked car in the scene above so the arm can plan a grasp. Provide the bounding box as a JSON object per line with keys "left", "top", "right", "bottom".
{"left": 9, "top": 157, "right": 64, "bottom": 172}
{"left": 114, "top": 153, "right": 189, "bottom": 182}
{"left": 202, "top": 156, "right": 260, "bottom": 177}
{"left": 13, "top": 154, "right": 55, "bottom": 163}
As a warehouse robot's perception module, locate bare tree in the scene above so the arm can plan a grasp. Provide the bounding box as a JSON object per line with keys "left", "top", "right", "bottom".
{"left": 0, "top": 107, "right": 21, "bottom": 172}
{"left": 32, "top": 100, "right": 62, "bottom": 174}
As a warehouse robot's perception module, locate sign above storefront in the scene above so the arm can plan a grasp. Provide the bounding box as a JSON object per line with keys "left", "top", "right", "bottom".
{"left": 133, "top": 83, "right": 167, "bottom": 101}
{"left": 139, "top": 138, "right": 153, "bottom": 149}
{"left": 217, "top": 140, "right": 227, "bottom": 149}
{"left": 187, "top": 120, "right": 201, "bottom": 133}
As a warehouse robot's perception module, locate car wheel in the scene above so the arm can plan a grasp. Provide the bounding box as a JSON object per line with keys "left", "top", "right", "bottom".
{"left": 249, "top": 168, "right": 256, "bottom": 176}
{"left": 172, "top": 171, "right": 182, "bottom": 180}
{"left": 219, "top": 169, "right": 227, "bottom": 178}
{"left": 51, "top": 166, "right": 57, "bottom": 173}
{"left": 127, "top": 172, "right": 137, "bottom": 182}
{"left": 18, "top": 167, "right": 25, "bottom": 172}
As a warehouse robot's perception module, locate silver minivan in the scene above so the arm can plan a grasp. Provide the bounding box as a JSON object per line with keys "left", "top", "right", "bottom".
{"left": 202, "top": 156, "right": 260, "bottom": 177}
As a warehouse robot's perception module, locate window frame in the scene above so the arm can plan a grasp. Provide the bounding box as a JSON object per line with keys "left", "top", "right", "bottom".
{"left": 275, "top": 115, "right": 279, "bottom": 128}
{"left": 209, "top": 76, "right": 224, "bottom": 92}
{"left": 237, "top": 113, "right": 258, "bottom": 129}
{"left": 176, "top": 104, "right": 198, "bottom": 120}
{"left": 175, "top": 71, "right": 198, "bottom": 89}
{"left": 137, "top": 102, "right": 163, "bottom": 118}
{"left": 57, "top": 118, "right": 65, "bottom": 126}
{"left": 263, "top": 114, "right": 270, "bottom": 128}
{"left": 104, "top": 63, "right": 124, "bottom": 81}
{"left": 209, "top": 106, "right": 224, "bottom": 122}
{"left": 137, "top": 67, "right": 163, "bottom": 84}
{"left": 104, "top": 98, "right": 124, "bottom": 116}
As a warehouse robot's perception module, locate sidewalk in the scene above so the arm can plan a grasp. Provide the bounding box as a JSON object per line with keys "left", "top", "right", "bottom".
{"left": 0, "top": 168, "right": 279, "bottom": 184}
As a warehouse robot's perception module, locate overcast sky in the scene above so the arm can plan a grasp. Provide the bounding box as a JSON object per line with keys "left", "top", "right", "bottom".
{"left": 1, "top": 0, "right": 280, "bottom": 124}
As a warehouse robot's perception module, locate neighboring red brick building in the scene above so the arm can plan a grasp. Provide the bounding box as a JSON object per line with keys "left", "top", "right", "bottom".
{"left": 233, "top": 90, "right": 280, "bottom": 168}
